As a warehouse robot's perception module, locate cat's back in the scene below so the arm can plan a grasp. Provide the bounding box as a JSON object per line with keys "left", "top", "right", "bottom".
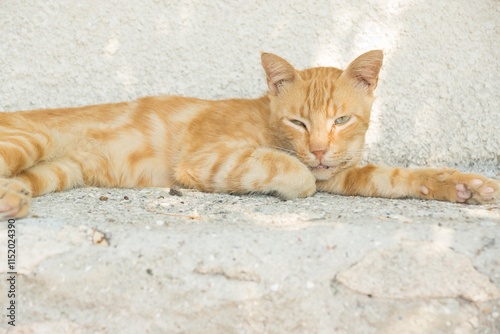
{"left": 138, "top": 94, "right": 269, "bottom": 123}
{"left": 6, "top": 93, "right": 267, "bottom": 127}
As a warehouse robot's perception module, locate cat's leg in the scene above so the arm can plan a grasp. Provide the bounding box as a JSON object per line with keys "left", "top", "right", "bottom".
{"left": 0, "top": 117, "right": 52, "bottom": 178}
{"left": 317, "top": 165, "right": 499, "bottom": 204}
{"left": 175, "top": 146, "right": 316, "bottom": 199}
{"left": 0, "top": 117, "right": 52, "bottom": 219}
{"left": 0, "top": 158, "right": 84, "bottom": 219}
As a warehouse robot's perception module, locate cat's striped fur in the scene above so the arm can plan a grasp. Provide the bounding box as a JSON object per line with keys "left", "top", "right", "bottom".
{"left": 0, "top": 50, "right": 498, "bottom": 219}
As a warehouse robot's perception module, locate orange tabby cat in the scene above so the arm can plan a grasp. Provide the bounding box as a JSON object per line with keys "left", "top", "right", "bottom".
{"left": 0, "top": 50, "right": 498, "bottom": 219}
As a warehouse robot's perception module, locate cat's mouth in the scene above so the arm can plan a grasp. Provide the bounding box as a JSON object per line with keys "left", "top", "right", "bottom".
{"left": 311, "top": 164, "right": 332, "bottom": 170}
{"left": 310, "top": 161, "right": 353, "bottom": 179}
{"left": 310, "top": 164, "right": 335, "bottom": 180}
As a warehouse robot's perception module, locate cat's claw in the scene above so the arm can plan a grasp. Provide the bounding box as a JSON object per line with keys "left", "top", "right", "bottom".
{"left": 0, "top": 178, "right": 31, "bottom": 220}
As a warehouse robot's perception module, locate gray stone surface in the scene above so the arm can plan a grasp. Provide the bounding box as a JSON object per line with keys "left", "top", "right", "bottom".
{"left": 1, "top": 187, "right": 499, "bottom": 333}
{"left": 336, "top": 242, "right": 500, "bottom": 302}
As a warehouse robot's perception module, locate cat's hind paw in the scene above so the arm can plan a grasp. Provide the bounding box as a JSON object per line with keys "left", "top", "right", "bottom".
{"left": 0, "top": 178, "right": 31, "bottom": 220}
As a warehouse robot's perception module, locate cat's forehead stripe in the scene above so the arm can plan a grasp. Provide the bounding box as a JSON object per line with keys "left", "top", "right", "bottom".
{"left": 300, "top": 76, "right": 338, "bottom": 117}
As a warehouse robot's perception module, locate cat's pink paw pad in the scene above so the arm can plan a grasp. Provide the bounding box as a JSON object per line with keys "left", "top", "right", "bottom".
{"left": 0, "top": 206, "right": 21, "bottom": 219}
{"left": 420, "top": 186, "right": 429, "bottom": 195}
{"left": 455, "top": 183, "right": 472, "bottom": 202}
{"left": 481, "top": 187, "right": 495, "bottom": 194}
{"left": 470, "top": 179, "right": 483, "bottom": 187}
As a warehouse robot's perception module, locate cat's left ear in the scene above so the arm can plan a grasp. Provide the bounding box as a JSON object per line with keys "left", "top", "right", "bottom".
{"left": 261, "top": 53, "right": 299, "bottom": 95}
{"left": 342, "top": 50, "right": 383, "bottom": 93}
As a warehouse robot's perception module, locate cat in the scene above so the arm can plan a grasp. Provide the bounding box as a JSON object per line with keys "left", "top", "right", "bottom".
{"left": 0, "top": 50, "right": 498, "bottom": 220}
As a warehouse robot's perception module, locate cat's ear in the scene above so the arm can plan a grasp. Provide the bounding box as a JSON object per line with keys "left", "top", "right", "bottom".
{"left": 261, "top": 53, "right": 299, "bottom": 95}
{"left": 342, "top": 50, "right": 383, "bottom": 93}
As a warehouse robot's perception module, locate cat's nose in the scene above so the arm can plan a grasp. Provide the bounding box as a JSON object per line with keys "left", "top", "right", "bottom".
{"left": 312, "top": 149, "right": 327, "bottom": 161}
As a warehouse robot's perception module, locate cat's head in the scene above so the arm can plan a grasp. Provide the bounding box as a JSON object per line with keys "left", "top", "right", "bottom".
{"left": 261, "top": 50, "right": 383, "bottom": 180}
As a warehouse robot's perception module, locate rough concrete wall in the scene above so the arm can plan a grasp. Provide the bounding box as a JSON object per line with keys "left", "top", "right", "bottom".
{"left": 1, "top": 0, "right": 498, "bottom": 171}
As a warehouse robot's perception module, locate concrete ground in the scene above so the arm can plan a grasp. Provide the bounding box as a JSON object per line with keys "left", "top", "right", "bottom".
{"left": 1, "top": 182, "right": 499, "bottom": 333}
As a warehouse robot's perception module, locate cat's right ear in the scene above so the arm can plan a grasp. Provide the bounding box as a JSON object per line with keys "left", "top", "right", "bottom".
{"left": 261, "top": 53, "right": 298, "bottom": 95}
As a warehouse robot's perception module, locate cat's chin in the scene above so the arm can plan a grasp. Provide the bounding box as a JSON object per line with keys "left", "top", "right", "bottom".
{"left": 310, "top": 166, "right": 335, "bottom": 181}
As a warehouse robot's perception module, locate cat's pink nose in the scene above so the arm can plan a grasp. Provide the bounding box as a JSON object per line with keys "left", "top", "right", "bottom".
{"left": 312, "top": 150, "right": 327, "bottom": 161}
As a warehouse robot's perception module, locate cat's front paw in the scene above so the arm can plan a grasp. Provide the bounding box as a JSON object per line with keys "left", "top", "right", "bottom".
{"left": 419, "top": 169, "right": 499, "bottom": 204}
{"left": 275, "top": 168, "right": 317, "bottom": 200}
{"left": 0, "top": 178, "right": 31, "bottom": 220}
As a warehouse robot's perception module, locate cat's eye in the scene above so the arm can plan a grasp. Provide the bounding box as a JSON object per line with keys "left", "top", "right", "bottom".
{"left": 335, "top": 116, "right": 351, "bottom": 125}
{"left": 290, "top": 119, "right": 307, "bottom": 129}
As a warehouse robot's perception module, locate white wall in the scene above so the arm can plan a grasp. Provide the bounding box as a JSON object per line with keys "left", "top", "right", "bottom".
{"left": 1, "top": 0, "right": 498, "bottom": 173}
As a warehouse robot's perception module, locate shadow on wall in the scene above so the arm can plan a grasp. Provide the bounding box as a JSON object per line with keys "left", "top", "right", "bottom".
{"left": 363, "top": 1, "right": 499, "bottom": 169}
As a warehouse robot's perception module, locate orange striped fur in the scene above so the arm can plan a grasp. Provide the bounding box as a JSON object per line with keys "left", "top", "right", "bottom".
{"left": 0, "top": 50, "right": 498, "bottom": 219}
